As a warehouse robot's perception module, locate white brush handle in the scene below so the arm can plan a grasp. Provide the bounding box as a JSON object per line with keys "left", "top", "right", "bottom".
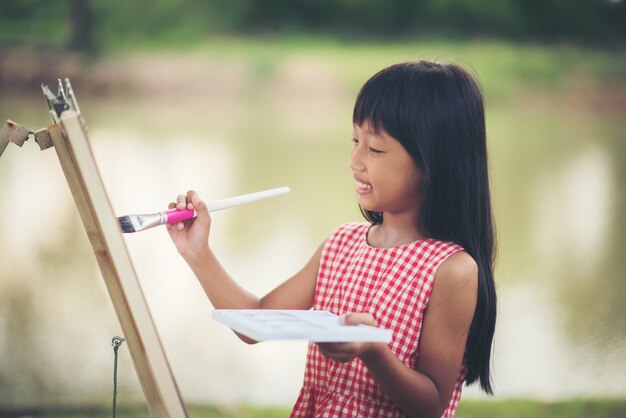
{"left": 206, "top": 186, "right": 290, "bottom": 213}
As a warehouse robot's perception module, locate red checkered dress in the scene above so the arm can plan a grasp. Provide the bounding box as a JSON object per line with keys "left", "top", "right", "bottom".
{"left": 291, "top": 222, "right": 466, "bottom": 418}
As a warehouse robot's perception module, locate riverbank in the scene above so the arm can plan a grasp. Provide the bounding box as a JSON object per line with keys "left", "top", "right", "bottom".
{"left": 2, "top": 399, "right": 625, "bottom": 418}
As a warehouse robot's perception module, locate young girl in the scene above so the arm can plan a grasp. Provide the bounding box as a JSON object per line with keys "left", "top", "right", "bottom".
{"left": 167, "top": 60, "right": 496, "bottom": 418}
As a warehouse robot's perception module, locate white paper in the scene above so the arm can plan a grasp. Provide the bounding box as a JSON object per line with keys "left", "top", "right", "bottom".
{"left": 212, "top": 309, "right": 392, "bottom": 343}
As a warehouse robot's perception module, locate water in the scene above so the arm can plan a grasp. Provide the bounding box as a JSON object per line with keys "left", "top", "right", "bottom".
{"left": 0, "top": 51, "right": 625, "bottom": 406}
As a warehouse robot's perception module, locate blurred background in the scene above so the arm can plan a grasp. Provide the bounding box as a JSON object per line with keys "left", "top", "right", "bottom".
{"left": 1, "top": 0, "right": 626, "bottom": 417}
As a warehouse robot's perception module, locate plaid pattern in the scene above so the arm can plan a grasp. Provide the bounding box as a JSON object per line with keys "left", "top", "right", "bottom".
{"left": 291, "top": 222, "right": 465, "bottom": 418}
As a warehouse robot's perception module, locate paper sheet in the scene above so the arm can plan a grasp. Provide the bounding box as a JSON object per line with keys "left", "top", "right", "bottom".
{"left": 212, "top": 309, "right": 392, "bottom": 342}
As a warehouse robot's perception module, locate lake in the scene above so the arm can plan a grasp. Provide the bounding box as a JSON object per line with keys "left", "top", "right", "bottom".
{"left": 0, "top": 41, "right": 625, "bottom": 406}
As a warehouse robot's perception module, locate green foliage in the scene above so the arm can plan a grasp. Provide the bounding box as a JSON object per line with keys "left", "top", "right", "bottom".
{"left": 0, "top": 0, "right": 69, "bottom": 46}
{"left": 0, "top": 0, "right": 625, "bottom": 53}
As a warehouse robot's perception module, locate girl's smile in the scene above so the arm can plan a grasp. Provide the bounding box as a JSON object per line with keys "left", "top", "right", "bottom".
{"left": 355, "top": 179, "right": 373, "bottom": 194}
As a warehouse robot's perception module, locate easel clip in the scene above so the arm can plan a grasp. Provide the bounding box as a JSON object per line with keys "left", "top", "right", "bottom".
{"left": 41, "top": 78, "right": 80, "bottom": 118}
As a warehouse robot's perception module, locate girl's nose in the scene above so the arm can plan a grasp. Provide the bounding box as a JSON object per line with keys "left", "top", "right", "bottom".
{"left": 348, "top": 147, "right": 365, "bottom": 172}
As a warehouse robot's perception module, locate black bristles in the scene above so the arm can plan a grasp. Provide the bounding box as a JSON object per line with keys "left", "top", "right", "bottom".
{"left": 118, "top": 216, "right": 136, "bottom": 233}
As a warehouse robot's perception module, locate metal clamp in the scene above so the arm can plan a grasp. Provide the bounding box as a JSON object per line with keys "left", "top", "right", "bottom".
{"left": 41, "top": 78, "right": 81, "bottom": 118}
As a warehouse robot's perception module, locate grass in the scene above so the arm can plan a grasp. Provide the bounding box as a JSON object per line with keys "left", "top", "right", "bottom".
{"left": 456, "top": 399, "right": 626, "bottom": 418}
{"left": 0, "top": 404, "right": 286, "bottom": 418}
{"left": 2, "top": 399, "right": 625, "bottom": 418}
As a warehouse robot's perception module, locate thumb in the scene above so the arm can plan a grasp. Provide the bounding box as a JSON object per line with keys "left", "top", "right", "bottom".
{"left": 190, "top": 192, "right": 211, "bottom": 224}
{"left": 340, "top": 313, "right": 377, "bottom": 327}
{"left": 191, "top": 193, "right": 207, "bottom": 213}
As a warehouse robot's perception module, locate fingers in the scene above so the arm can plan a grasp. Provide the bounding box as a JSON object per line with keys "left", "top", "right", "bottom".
{"left": 184, "top": 190, "right": 200, "bottom": 209}
{"left": 172, "top": 191, "right": 203, "bottom": 212}
{"left": 173, "top": 191, "right": 197, "bottom": 213}
{"left": 314, "top": 313, "right": 379, "bottom": 364}
{"left": 176, "top": 194, "right": 186, "bottom": 210}
{"left": 340, "top": 313, "right": 377, "bottom": 327}
{"left": 317, "top": 343, "right": 356, "bottom": 363}
{"left": 185, "top": 190, "right": 195, "bottom": 210}
{"left": 169, "top": 190, "right": 210, "bottom": 232}
{"left": 186, "top": 190, "right": 209, "bottom": 220}
{"left": 170, "top": 192, "right": 195, "bottom": 231}
{"left": 318, "top": 342, "right": 351, "bottom": 354}
{"left": 173, "top": 190, "right": 208, "bottom": 212}
{"left": 166, "top": 222, "right": 184, "bottom": 232}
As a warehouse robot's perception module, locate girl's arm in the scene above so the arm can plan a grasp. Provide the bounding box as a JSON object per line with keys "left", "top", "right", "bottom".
{"left": 167, "top": 191, "right": 321, "bottom": 337}
{"left": 317, "top": 251, "right": 478, "bottom": 418}
{"left": 180, "top": 239, "right": 321, "bottom": 311}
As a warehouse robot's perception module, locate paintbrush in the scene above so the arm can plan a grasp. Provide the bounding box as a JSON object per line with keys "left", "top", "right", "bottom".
{"left": 118, "top": 186, "right": 290, "bottom": 233}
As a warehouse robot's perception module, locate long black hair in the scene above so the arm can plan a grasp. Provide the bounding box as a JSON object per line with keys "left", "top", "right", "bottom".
{"left": 353, "top": 60, "right": 496, "bottom": 394}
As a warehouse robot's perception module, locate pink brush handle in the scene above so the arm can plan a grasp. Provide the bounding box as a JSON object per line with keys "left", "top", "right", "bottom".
{"left": 165, "top": 208, "right": 197, "bottom": 223}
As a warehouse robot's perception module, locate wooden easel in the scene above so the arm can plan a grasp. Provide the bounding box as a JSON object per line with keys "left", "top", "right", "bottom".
{"left": 1, "top": 80, "right": 188, "bottom": 417}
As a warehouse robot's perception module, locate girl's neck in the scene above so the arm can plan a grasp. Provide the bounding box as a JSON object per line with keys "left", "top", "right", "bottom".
{"left": 367, "top": 212, "right": 425, "bottom": 248}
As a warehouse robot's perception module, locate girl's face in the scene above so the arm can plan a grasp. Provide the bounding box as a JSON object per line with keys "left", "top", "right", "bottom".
{"left": 349, "top": 121, "right": 423, "bottom": 218}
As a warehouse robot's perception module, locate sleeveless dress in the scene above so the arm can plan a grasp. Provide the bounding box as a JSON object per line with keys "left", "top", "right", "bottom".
{"left": 291, "top": 222, "right": 466, "bottom": 418}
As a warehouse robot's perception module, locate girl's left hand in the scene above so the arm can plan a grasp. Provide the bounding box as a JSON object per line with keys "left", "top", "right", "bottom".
{"left": 316, "top": 313, "right": 386, "bottom": 363}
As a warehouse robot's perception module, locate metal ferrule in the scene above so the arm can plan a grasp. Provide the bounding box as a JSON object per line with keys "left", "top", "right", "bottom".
{"left": 135, "top": 212, "right": 167, "bottom": 231}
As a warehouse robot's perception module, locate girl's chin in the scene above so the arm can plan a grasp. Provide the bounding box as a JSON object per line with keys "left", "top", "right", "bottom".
{"left": 358, "top": 200, "right": 379, "bottom": 213}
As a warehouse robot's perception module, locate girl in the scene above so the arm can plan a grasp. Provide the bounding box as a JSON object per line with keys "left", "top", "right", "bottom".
{"left": 167, "top": 60, "right": 496, "bottom": 418}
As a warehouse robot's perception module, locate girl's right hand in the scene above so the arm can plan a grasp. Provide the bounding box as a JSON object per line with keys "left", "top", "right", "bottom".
{"left": 166, "top": 190, "right": 212, "bottom": 260}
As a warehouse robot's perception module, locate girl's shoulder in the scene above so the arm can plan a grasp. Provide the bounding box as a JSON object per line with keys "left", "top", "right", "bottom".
{"left": 321, "top": 222, "right": 368, "bottom": 252}
{"left": 327, "top": 222, "right": 369, "bottom": 242}
{"left": 332, "top": 221, "right": 369, "bottom": 235}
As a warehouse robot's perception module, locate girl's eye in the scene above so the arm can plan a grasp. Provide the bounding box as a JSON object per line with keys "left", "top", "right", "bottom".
{"left": 369, "top": 147, "right": 383, "bottom": 154}
{"left": 351, "top": 137, "right": 359, "bottom": 144}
